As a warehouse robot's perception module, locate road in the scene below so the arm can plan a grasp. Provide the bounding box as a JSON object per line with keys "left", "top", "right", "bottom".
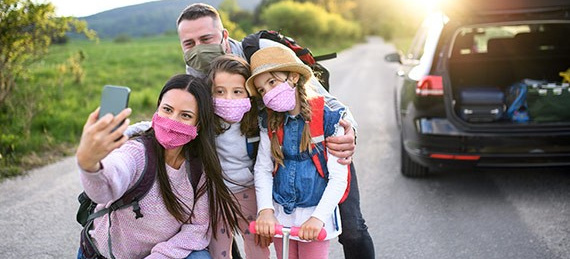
{"left": 0, "top": 37, "right": 569, "bottom": 259}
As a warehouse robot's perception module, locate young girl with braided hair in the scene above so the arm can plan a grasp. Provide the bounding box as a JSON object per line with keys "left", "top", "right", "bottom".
{"left": 246, "top": 46, "right": 349, "bottom": 259}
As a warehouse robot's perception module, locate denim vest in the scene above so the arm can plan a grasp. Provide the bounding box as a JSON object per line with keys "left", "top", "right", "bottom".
{"left": 262, "top": 104, "right": 344, "bottom": 214}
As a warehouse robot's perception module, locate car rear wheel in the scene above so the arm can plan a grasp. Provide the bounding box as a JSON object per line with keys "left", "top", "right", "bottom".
{"left": 401, "top": 145, "right": 429, "bottom": 177}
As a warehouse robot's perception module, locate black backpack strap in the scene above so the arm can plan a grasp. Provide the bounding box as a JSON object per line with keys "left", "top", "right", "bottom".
{"left": 88, "top": 136, "right": 157, "bottom": 221}
{"left": 77, "top": 191, "right": 97, "bottom": 227}
{"left": 314, "top": 52, "right": 337, "bottom": 61}
{"left": 127, "top": 135, "right": 158, "bottom": 217}
{"left": 80, "top": 220, "right": 107, "bottom": 259}
{"left": 187, "top": 154, "right": 203, "bottom": 193}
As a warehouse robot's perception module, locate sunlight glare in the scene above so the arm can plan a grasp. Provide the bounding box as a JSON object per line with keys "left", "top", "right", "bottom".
{"left": 403, "top": 0, "right": 448, "bottom": 12}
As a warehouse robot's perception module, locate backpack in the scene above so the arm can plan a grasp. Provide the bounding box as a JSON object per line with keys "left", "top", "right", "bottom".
{"left": 242, "top": 30, "right": 337, "bottom": 91}
{"left": 506, "top": 81, "right": 530, "bottom": 123}
{"left": 245, "top": 135, "right": 260, "bottom": 161}
{"left": 77, "top": 135, "right": 203, "bottom": 259}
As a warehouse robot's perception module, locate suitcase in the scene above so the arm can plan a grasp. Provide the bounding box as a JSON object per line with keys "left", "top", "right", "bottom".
{"left": 458, "top": 87, "right": 506, "bottom": 122}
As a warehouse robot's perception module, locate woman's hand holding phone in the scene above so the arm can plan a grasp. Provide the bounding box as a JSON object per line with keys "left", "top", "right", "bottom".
{"left": 76, "top": 107, "right": 132, "bottom": 172}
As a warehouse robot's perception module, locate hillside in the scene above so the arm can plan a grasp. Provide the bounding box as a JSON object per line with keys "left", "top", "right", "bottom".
{"left": 80, "top": 0, "right": 260, "bottom": 38}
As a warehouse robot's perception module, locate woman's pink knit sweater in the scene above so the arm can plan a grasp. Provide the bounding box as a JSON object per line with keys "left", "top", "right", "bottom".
{"left": 79, "top": 140, "right": 210, "bottom": 259}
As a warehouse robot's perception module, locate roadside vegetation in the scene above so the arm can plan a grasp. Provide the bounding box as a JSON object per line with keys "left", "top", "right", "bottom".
{"left": 0, "top": 0, "right": 422, "bottom": 179}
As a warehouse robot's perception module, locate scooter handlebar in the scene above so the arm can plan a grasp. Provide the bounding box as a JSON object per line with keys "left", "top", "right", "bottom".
{"left": 248, "top": 221, "right": 327, "bottom": 241}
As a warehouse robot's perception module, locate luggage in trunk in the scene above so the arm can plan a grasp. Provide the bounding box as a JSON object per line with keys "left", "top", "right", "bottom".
{"left": 527, "top": 83, "right": 570, "bottom": 122}
{"left": 458, "top": 87, "right": 505, "bottom": 122}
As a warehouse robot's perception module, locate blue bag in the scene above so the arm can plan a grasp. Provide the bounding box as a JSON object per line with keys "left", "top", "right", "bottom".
{"left": 506, "top": 82, "right": 529, "bottom": 123}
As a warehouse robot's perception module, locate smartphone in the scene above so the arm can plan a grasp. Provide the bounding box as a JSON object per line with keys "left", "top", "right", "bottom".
{"left": 98, "top": 85, "right": 131, "bottom": 130}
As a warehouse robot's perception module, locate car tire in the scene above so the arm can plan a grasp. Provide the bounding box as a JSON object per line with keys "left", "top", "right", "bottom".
{"left": 401, "top": 145, "right": 429, "bottom": 177}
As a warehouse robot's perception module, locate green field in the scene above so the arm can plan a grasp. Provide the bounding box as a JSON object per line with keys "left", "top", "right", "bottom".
{"left": 0, "top": 35, "right": 186, "bottom": 177}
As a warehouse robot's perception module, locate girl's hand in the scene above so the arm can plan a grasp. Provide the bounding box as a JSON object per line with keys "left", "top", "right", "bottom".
{"left": 298, "top": 217, "right": 324, "bottom": 241}
{"left": 255, "top": 209, "right": 279, "bottom": 237}
{"left": 76, "top": 107, "right": 132, "bottom": 172}
{"left": 325, "top": 119, "right": 355, "bottom": 165}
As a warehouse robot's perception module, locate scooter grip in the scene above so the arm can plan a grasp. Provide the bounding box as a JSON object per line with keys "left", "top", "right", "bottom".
{"left": 249, "top": 221, "right": 327, "bottom": 241}
{"left": 249, "top": 221, "right": 283, "bottom": 234}
{"left": 248, "top": 221, "right": 257, "bottom": 234}
{"left": 289, "top": 226, "right": 327, "bottom": 241}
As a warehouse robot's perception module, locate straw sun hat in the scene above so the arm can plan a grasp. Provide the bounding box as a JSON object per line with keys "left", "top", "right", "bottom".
{"left": 245, "top": 46, "right": 312, "bottom": 97}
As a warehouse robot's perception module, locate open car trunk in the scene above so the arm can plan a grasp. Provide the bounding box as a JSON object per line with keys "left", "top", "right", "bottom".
{"left": 448, "top": 21, "right": 570, "bottom": 125}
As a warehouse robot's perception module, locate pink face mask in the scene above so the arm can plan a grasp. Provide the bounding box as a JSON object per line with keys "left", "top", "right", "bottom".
{"left": 151, "top": 113, "right": 198, "bottom": 149}
{"left": 213, "top": 97, "right": 252, "bottom": 123}
{"left": 262, "top": 81, "right": 296, "bottom": 112}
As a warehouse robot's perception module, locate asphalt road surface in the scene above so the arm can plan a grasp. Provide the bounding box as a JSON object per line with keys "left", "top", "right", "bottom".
{"left": 0, "top": 37, "right": 568, "bottom": 259}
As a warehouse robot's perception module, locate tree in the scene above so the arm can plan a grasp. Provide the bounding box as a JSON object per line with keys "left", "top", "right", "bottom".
{"left": 0, "top": 0, "right": 96, "bottom": 106}
{"left": 219, "top": 0, "right": 241, "bottom": 14}
{"left": 219, "top": 11, "right": 246, "bottom": 41}
{"left": 260, "top": 1, "right": 361, "bottom": 44}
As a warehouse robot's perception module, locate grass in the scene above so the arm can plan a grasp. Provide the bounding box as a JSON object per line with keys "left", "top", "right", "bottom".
{"left": 0, "top": 35, "right": 184, "bottom": 178}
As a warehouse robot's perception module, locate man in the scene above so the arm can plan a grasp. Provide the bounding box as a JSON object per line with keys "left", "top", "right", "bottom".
{"left": 177, "top": 3, "right": 375, "bottom": 259}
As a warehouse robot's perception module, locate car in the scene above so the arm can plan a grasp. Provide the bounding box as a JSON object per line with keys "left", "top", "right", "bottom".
{"left": 384, "top": 1, "right": 570, "bottom": 177}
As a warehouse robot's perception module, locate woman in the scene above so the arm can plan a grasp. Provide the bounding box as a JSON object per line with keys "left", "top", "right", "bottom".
{"left": 76, "top": 74, "right": 242, "bottom": 259}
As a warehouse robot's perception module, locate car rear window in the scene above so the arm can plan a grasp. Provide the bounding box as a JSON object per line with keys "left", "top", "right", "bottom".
{"left": 451, "top": 23, "right": 570, "bottom": 58}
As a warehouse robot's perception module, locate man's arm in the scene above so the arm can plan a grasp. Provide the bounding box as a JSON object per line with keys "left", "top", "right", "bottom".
{"left": 124, "top": 121, "right": 151, "bottom": 138}
{"left": 308, "top": 77, "right": 357, "bottom": 165}
{"left": 310, "top": 75, "right": 358, "bottom": 129}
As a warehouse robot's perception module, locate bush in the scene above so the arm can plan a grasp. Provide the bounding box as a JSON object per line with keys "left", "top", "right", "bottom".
{"left": 114, "top": 34, "right": 132, "bottom": 43}
{"left": 260, "top": 1, "right": 362, "bottom": 45}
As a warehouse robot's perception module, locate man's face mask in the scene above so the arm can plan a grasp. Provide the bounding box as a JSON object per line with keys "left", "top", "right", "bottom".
{"left": 184, "top": 43, "right": 226, "bottom": 74}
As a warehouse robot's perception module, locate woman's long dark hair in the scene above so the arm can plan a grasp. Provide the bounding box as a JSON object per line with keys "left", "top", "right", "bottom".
{"left": 143, "top": 74, "right": 244, "bottom": 238}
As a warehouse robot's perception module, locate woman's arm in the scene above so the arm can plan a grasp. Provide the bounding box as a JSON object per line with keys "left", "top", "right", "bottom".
{"left": 76, "top": 107, "right": 131, "bottom": 171}
{"left": 79, "top": 140, "right": 145, "bottom": 204}
{"left": 77, "top": 107, "right": 141, "bottom": 204}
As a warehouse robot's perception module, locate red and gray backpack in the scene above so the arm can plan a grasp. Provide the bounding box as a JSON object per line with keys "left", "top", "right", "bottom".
{"left": 266, "top": 96, "right": 351, "bottom": 203}
{"left": 242, "top": 30, "right": 337, "bottom": 91}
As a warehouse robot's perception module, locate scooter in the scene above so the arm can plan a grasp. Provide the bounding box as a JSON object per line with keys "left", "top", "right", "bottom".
{"left": 249, "top": 222, "right": 327, "bottom": 259}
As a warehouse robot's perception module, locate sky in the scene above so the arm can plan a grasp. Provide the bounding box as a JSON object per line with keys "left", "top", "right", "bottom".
{"left": 45, "top": 0, "right": 159, "bottom": 17}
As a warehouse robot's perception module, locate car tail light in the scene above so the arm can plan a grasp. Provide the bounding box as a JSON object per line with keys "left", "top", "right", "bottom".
{"left": 416, "top": 75, "right": 444, "bottom": 96}
{"left": 430, "top": 153, "right": 480, "bottom": 160}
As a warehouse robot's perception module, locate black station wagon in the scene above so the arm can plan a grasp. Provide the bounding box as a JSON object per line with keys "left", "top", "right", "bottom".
{"left": 385, "top": 1, "right": 570, "bottom": 176}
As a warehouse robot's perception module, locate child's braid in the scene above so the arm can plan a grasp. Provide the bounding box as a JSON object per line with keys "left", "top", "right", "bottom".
{"left": 269, "top": 110, "right": 285, "bottom": 166}
{"left": 296, "top": 77, "right": 313, "bottom": 153}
